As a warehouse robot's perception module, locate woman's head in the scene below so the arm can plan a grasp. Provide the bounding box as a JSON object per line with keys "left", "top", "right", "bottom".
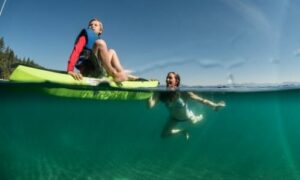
{"left": 88, "top": 18, "right": 104, "bottom": 35}
{"left": 159, "top": 72, "right": 181, "bottom": 103}
{"left": 166, "top": 72, "right": 180, "bottom": 88}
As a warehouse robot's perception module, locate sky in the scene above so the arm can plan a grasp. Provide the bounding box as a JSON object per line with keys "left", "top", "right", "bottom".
{"left": 1, "top": 0, "right": 300, "bottom": 86}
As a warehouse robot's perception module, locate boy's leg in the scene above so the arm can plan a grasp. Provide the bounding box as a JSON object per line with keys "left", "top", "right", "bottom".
{"left": 93, "top": 40, "right": 127, "bottom": 81}
{"left": 75, "top": 57, "right": 104, "bottom": 78}
{"left": 89, "top": 52, "right": 106, "bottom": 77}
{"left": 107, "top": 49, "right": 129, "bottom": 81}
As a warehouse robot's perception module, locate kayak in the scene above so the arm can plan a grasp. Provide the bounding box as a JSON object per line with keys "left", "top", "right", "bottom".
{"left": 9, "top": 65, "right": 159, "bottom": 88}
{"left": 7, "top": 65, "right": 159, "bottom": 100}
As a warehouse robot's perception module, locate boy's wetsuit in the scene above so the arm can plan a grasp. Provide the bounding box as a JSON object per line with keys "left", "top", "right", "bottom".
{"left": 67, "top": 28, "right": 105, "bottom": 77}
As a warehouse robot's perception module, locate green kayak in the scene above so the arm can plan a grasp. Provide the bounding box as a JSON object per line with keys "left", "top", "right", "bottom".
{"left": 8, "top": 65, "right": 159, "bottom": 100}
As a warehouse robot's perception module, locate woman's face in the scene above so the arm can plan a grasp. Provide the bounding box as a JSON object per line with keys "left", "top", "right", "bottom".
{"left": 166, "top": 73, "right": 178, "bottom": 88}
{"left": 89, "top": 20, "right": 103, "bottom": 35}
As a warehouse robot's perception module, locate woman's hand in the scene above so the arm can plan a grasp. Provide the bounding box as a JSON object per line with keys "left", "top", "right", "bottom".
{"left": 68, "top": 71, "right": 83, "bottom": 80}
{"left": 214, "top": 101, "right": 226, "bottom": 111}
{"left": 148, "top": 93, "right": 158, "bottom": 108}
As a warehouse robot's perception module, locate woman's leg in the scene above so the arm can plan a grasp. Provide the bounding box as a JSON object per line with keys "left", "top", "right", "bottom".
{"left": 161, "top": 118, "right": 189, "bottom": 140}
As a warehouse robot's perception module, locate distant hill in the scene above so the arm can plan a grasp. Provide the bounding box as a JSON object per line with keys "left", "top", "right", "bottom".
{"left": 0, "top": 37, "right": 44, "bottom": 79}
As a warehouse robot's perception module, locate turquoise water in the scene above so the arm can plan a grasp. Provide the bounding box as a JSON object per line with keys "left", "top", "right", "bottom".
{"left": 1, "top": 83, "right": 300, "bottom": 179}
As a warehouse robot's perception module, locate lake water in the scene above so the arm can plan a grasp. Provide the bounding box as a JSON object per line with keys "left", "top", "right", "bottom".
{"left": 1, "top": 82, "right": 300, "bottom": 179}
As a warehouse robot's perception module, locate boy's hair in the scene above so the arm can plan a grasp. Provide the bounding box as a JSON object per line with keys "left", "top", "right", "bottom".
{"left": 88, "top": 18, "right": 104, "bottom": 34}
{"left": 167, "top": 72, "right": 181, "bottom": 87}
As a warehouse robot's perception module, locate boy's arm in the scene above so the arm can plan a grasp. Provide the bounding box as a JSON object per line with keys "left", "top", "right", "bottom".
{"left": 67, "top": 35, "right": 86, "bottom": 80}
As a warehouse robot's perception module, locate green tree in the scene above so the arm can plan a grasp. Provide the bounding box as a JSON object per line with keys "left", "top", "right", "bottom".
{"left": 0, "top": 37, "right": 4, "bottom": 52}
{"left": 0, "top": 36, "right": 44, "bottom": 79}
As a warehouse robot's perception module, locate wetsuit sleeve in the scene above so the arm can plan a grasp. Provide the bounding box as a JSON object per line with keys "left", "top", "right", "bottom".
{"left": 67, "top": 35, "right": 87, "bottom": 72}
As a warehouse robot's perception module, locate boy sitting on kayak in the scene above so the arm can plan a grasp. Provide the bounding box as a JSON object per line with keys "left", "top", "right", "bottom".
{"left": 67, "top": 18, "right": 135, "bottom": 82}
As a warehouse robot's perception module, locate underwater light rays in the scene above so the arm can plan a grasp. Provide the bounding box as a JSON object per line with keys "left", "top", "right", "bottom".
{"left": 275, "top": 100, "right": 300, "bottom": 180}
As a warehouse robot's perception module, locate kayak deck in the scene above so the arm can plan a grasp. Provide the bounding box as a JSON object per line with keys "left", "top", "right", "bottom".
{"left": 7, "top": 65, "right": 159, "bottom": 100}
{"left": 9, "top": 65, "right": 159, "bottom": 88}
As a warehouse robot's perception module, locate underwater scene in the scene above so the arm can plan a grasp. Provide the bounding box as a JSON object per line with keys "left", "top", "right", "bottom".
{"left": 1, "top": 82, "right": 300, "bottom": 180}
{"left": 2, "top": 0, "right": 300, "bottom": 179}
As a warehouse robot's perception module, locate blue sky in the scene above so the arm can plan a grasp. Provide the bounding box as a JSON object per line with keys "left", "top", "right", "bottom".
{"left": 1, "top": 0, "right": 300, "bottom": 85}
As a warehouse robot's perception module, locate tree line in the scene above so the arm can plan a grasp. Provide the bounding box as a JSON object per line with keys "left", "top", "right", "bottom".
{"left": 0, "top": 37, "right": 44, "bottom": 79}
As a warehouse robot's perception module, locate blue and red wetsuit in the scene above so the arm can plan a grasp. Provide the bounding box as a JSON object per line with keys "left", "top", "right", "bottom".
{"left": 67, "top": 28, "right": 101, "bottom": 73}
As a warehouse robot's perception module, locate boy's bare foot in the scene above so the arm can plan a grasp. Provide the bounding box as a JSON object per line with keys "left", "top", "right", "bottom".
{"left": 127, "top": 74, "right": 140, "bottom": 81}
{"left": 114, "top": 72, "right": 128, "bottom": 82}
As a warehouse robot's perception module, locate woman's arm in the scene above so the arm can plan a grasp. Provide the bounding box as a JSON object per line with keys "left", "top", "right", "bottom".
{"left": 148, "top": 93, "right": 159, "bottom": 108}
{"left": 187, "top": 92, "right": 225, "bottom": 110}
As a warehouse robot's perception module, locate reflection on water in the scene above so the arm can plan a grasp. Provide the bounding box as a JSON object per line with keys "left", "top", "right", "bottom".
{"left": 1, "top": 83, "right": 300, "bottom": 179}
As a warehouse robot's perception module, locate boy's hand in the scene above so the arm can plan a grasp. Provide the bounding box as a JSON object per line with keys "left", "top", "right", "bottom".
{"left": 68, "top": 71, "right": 83, "bottom": 80}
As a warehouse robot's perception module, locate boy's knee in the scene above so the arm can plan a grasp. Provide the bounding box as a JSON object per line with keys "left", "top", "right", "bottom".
{"left": 95, "top": 39, "right": 107, "bottom": 49}
{"left": 108, "top": 49, "right": 116, "bottom": 54}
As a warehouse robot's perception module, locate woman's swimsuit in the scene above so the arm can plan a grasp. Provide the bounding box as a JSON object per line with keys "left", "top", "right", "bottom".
{"left": 166, "top": 96, "right": 203, "bottom": 122}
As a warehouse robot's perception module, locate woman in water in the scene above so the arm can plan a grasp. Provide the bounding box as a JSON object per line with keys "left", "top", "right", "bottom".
{"left": 148, "top": 72, "right": 225, "bottom": 140}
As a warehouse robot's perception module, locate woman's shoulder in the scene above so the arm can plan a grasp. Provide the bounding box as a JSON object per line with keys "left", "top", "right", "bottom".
{"left": 180, "top": 91, "right": 190, "bottom": 98}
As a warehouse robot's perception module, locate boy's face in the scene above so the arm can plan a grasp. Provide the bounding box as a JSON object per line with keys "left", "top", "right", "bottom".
{"left": 89, "top": 20, "right": 103, "bottom": 35}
